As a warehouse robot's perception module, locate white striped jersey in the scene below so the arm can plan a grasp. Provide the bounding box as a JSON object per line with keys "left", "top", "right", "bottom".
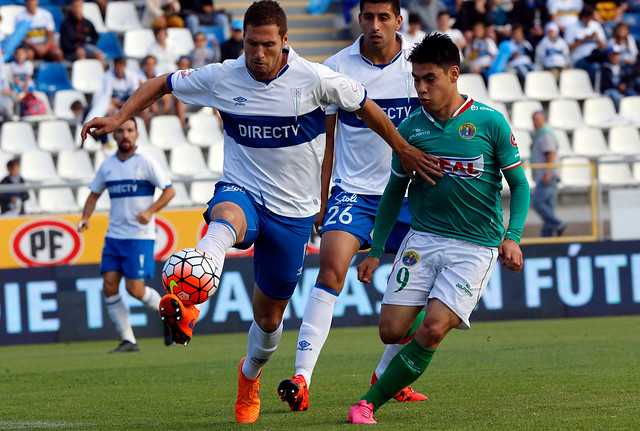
{"left": 168, "top": 46, "right": 367, "bottom": 218}
{"left": 90, "top": 148, "right": 172, "bottom": 240}
{"left": 324, "top": 34, "right": 420, "bottom": 195}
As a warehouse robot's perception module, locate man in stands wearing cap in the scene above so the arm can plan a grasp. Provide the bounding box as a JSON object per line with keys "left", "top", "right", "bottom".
{"left": 534, "top": 22, "right": 571, "bottom": 81}
{"left": 601, "top": 44, "right": 638, "bottom": 110}
{"left": 220, "top": 19, "right": 244, "bottom": 62}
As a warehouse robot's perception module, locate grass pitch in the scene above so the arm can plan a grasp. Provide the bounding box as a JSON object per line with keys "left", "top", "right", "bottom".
{"left": 1, "top": 316, "right": 639, "bottom": 430}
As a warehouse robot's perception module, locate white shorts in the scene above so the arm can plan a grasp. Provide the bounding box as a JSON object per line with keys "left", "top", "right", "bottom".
{"left": 382, "top": 230, "right": 498, "bottom": 330}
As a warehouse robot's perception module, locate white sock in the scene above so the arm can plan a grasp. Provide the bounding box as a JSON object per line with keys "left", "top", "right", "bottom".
{"left": 374, "top": 343, "right": 405, "bottom": 379}
{"left": 196, "top": 220, "right": 237, "bottom": 277}
{"left": 105, "top": 294, "right": 136, "bottom": 344}
{"left": 241, "top": 320, "right": 283, "bottom": 380}
{"left": 141, "top": 286, "right": 161, "bottom": 310}
{"left": 294, "top": 285, "right": 339, "bottom": 387}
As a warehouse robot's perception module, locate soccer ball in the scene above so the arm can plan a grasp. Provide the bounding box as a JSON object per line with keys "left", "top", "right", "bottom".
{"left": 162, "top": 248, "right": 219, "bottom": 305}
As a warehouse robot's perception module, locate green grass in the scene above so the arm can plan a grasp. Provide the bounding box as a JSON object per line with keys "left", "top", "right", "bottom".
{"left": 1, "top": 316, "right": 639, "bottom": 430}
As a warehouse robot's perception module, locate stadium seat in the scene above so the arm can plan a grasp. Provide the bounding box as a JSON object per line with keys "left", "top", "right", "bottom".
{"left": 20, "top": 150, "right": 59, "bottom": 182}
{"left": 511, "top": 100, "right": 543, "bottom": 131}
{"left": 548, "top": 99, "right": 584, "bottom": 131}
{"left": 583, "top": 96, "right": 628, "bottom": 128}
{"left": 123, "top": 28, "right": 155, "bottom": 59}
{"left": 0, "top": 5, "right": 25, "bottom": 35}
{"left": 38, "top": 185, "right": 80, "bottom": 213}
{"left": 54, "top": 89, "right": 87, "bottom": 122}
{"left": 0, "top": 148, "right": 13, "bottom": 177}
{"left": 57, "top": 148, "right": 95, "bottom": 181}
{"left": 188, "top": 113, "right": 223, "bottom": 147}
{"left": 21, "top": 91, "right": 56, "bottom": 123}
{"left": 190, "top": 179, "right": 214, "bottom": 205}
{"left": 41, "top": 5, "right": 63, "bottom": 32}
{"left": 608, "top": 125, "right": 640, "bottom": 159}
{"left": 71, "top": 59, "right": 105, "bottom": 94}
{"left": 96, "top": 32, "right": 124, "bottom": 60}
{"left": 169, "top": 143, "right": 211, "bottom": 178}
{"left": 633, "top": 162, "right": 640, "bottom": 182}
{"left": 597, "top": 157, "right": 636, "bottom": 187}
{"left": 140, "top": 145, "right": 170, "bottom": 172}
{"left": 167, "top": 27, "right": 196, "bottom": 57}
{"left": 552, "top": 129, "right": 574, "bottom": 159}
{"left": 511, "top": 129, "right": 532, "bottom": 161}
{"left": 37, "top": 120, "right": 76, "bottom": 153}
{"left": 154, "top": 182, "right": 193, "bottom": 208}
{"left": 487, "top": 73, "right": 525, "bottom": 103}
{"left": 457, "top": 73, "right": 489, "bottom": 102}
{"left": 200, "top": 25, "right": 227, "bottom": 48}
{"left": 134, "top": 117, "right": 150, "bottom": 146}
{"left": 572, "top": 126, "right": 610, "bottom": 158}
{"left": 76, "top": 185, "right": 110, "bottom": 212}
{"left": 524, "top": 70, "right": 560, "bottom": 101}
{"left": 1, "top": 121, "right": 37, "bottom": 154}
{"left": 105, "top": 1, "right": 142, "bottom": 33}
{"left": 206, "top": 141, "right": 224, "bottom": 177}
{"left": 127, "top": 58, "right": 141, "bottom": 75}
{"left": 73, "top": 127, "right": 102, "bottom": 152}
{"left": 619, "top": 95, "right": 640, "bottom": 126}
{"left": 559, "top": 69, "right": 598, "bottom": 100}
{"left": 82, "top": 1, "right": 107, "bottom": 33}
{"left": 35, "top": 62, "right": 73, "bottom": 94}
{"left": 149, "top": 115, "right": 187, "bottom": 150}
{"left": 23, "top": 190, "right": 42, "bottom": 214}
{"left": 560, "top": 156, "right": 593, "bottom": 190}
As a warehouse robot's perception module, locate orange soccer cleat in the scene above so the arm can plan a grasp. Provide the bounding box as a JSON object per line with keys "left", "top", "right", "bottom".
{"left": 370, "top": 371, "right": 428, "bottom": 402}
{"left": 277, "top": 374, "right": 309, "bottom": 411}
{"left": 235, "top": 357, "right": 263, "bottom": 423}
{"left": 159, "top": 294, "right": 200, "bottom": 346}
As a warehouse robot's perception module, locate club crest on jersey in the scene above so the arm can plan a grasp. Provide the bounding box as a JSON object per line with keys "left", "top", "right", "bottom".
{"left": 459, "top": 123, "right": 476, "bottom": 139}
{"left": 402, "top": 250, "right": 419, "bottom": 266}
{"left": 438, "top": 155, "right": 484, "bottom": 178}
{"left": 233, "top": 96, "right": 247, "bottom": 106}
{"left": 291, "top": 88, "right": 301, "bottom": 121}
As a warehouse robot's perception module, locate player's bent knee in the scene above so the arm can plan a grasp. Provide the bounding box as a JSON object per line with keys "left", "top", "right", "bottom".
{"left": 254, "top": 316, "right": 281, "bottom": 333}
{"left": 378, "top": 325, "right": 406, "bottom": 345}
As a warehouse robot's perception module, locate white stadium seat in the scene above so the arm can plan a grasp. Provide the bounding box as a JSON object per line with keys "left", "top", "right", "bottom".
{"left": 619, "top": 96, "right": 640, "bottom": 126}
{"left": 597, "top": 157, "right": 636, "bottom": 187}
{"left": 155, "top": 182, "right": 193, "bottom": 208}
{"left": 552, "top": 129, "right": 574, "bottom": 159}
{"left": 140, "top": 145, "right": 170, "bottom": 172}
{"left": 1, "top": 122, "right": 37, "bottom": 155}
{"left": 72, "top": 59, "right": 105, "bottom": 94}
{"left": 583, "top": 96, "right": 629, "bottom": 128}
{"left": 548, "top": 99, "right": 584, "bottom": 131}
{"left": 524, "top": 70, "right": 560, "bottom": 101}
{"left": 21, "top": 91, "right": 55, "bottom": 123}
{"left": 511, "top": 100, "right": 543, "bottom": 131}
{"left": 608, "top": 126, "right": 640, "bottom": 159}
{"left": 0, "top": 5, "right": 25, "bottom": 35}
{"left": 124, "top": 28, "right": 155, "bottom": 59}
{"left": 0, "top": 149, "right": 13, "bottom": 177}
{"left": 633, "top": 162, "right": 640, "bottom": 182}
{"left": 57, "top": 149, "right": 95, "bottom": 181}
{"left": 188, "top": 113, "right": 224, "bottom": 147}
{"left": 488, "top": 73, "right": 525, "bottom": 103}
{"left": 82, "top": 2, "right": 107, "bottom": 33}
{"left": 169, "top": 143, "right": 211, "bottom": 178}
{"left": 149, "top": 115, "right": 187, "bottom": 150}
{"left": 54, "top": 90, "right": 87, "bottom": 122}
{"left": 206, "top": 142, "right": 224, "bottom": 177}
{"left": 20, "top": 150, "right": 59, "bottom": 182}
{"left": 23, "top": 190, "right": 42, "bottom": 214}
{"left": 190, "top": 180, "right": 214, "bottom": 205}
{"left": 560, "top": 156, "right": 592, "bottom": 190}
{"left": 76, "top": 185, "right": 111, "bottom": 212}
{"left": 105, "top": 1, "right": 141, "bottom": 33}
{"left": 167, "top": 27, "right": 196, "bottom": 57}
{"left": 457, "top": 73, "right": 489, "bottom": 102}
{"left": 38, "top": 120, "right": 76, "bottom": 153}
{"left": 572, "top": 127, "right": 610, "bottom": 158}
{"left": 559, "top": 69, "right": 598, "bottom": 100}
{"left": 38, "top": 186, "right": 80, "bottom": 213}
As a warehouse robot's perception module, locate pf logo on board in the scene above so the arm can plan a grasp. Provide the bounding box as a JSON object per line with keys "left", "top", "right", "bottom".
{"left": 10, "top": 218, "right": 84, "bottom": 267}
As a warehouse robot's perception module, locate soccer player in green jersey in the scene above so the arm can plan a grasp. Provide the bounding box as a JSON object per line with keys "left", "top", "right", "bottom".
{"left": 348, "top": 33, "right": 530, "bottom": 424}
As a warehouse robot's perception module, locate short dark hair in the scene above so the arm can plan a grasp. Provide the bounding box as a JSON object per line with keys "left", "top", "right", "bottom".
{"left": 114, "top": 55, "right": 127, "bottom": 65}
{"left": 408, "top": 12, "right": 422, "bottom": 25}
{"left": 244, "top": 0, "right": 288, "bottom": 38}
{"left": 408, "top": 32, "right": 460, "bottom": 70}
{"left": 359, "top": 0, "right": 401, "bottom": 17}
{"left": 437, "top": 11, "right": 450, "bottom": 20}
{"left": 7, "top": 158, "right": 19, "bottom": 170}
{"left": 579, "top": 4, "right": 595, "bottom": 19}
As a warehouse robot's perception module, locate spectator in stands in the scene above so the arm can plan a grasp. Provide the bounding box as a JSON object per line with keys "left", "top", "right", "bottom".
{"left": 8, "top": 46, "right": 34, "bottom": 94}
{"left": 103, "top": 56, "right": 140, "bottom": 117}
{"left": 60, "top": 0, "right": 105, "bottom": 68}
{"left": 402, "top": 13, "right": 427, "bottom": 46}
{"left": 407, "top": 0, "right": 447, "bottom": 32}
{"left": 585, "top": 0, "right": 628, "bottom": 34}
{"left": 601, "top": 45, "right": 637, "bottom": 109}
{"left": 435, "top": 11, "right": 466, "bottom": 54}
{"left": 179, "top": 0, "right": 229, "bottom": 36}
{"left": 454, "top": 0, "right": 493, "bottom": 36}
{"left": 148, "top": 26, "right": 180, "bottom": 75}
{"left": 511, "top": 0, "right": 549, "bottom": 45}
{"left": 609, "top": 21, "right": 638, "bottom": 72}
{"left": 14, "top": 0, "right": 63, "bottom": 62}
{"left": 0, "top": 57, "right": 16, "bottom": 121}
{"left": 535, "top": 22, "right": 571, "bottom": 80}
{"left": 142, "top": 0, "right": 183, "bottom": 28}
{"left": 190, "top": 31, "right": 219, "bottom": 67}
{"left": 564, "top": 5, "right": 607, "bottom": 84}
{"left": 531, "top": 111, "right": 565, "bottom": 237}
{"left": 506, "top": 23, "right": 535, "bottom": 84}
{"left": 464, "top": 20, "right": 498, "bottom": 75}
{"left": 177, "top": 55, "right": 191, "bottom": 70}
{"left": 488, "top": 0, "right": 510, "bottom": 42}
{"left": 0, "top": 159, "right": 29, "bottom": 216}
{"left": 548, "top": 0, "right": 583, "bottom": 33}
{"left": 220, "top": 19, "right": 244, "bottom": 62}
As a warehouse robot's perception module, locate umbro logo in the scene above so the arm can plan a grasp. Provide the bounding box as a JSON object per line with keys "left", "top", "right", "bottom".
{"left": 233, "top": 96, "right": 247, "bottom": 106}
{"left": 297, "top": 340, "right": 312, "bottom": 351}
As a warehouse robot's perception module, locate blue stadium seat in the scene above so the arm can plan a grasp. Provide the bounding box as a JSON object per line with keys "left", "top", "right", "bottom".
{"left": 41, "top": 5, "right": 63, "bottom": 32}
{"left": 200, "top": 25, "right": 226, "bottom": 46}
{"left": 97, "top": 31, "right": 124, "bottom": 60}
{"left": 35, "top": 62, "right": 73, "bottom": 94}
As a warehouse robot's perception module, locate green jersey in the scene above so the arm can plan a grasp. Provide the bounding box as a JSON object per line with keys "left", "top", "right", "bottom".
{"left": 392, "top": 98, "right": 523, "bottom": 247}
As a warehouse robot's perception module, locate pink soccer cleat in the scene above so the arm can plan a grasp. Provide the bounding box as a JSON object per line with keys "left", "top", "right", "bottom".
{"left": 348, "top": 400, "right": 377, "bottom": 424}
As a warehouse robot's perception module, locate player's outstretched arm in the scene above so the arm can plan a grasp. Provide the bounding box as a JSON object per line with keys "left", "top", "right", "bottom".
{"left": 357, "top": 256, "right": 380, "bottom": 284}
{"left": 78, "top": 192, "right": 100, "bottom": 232}
{"left": 137, "top": 185, "right": 176, "bottom": 225}
{"left": 82, "top": 74, "right": 172, "bottom": 139}
{"left": 355, "top": 98, "right": 442, "bottom": 184}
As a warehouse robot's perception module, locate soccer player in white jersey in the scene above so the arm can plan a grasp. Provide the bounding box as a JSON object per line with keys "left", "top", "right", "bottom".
{"left": 78, "top": 118, "right": 175, "bottom": 353}
{"left": 81, "top": 0, "right": 440, "bottom": 423}
{"left": 277, "top": 0, "right": 436, "bottom": 412}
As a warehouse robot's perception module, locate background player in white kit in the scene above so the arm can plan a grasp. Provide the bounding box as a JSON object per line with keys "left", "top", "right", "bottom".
{"left": 82, "top": 0, "right": 440, "bottom": 423}
{"left": 277, "top": 0, "right": 439, "bottom": 412}
{"left": 78, "top": 118, "right": 175, "bottom": 353}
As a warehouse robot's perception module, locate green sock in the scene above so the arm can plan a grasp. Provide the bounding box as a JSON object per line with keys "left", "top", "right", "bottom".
{"left": 403, "top": 311, "right": 426, "bottom": 339}
{"left": 361, "top": 338, "right": 435, "bottom": 412}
